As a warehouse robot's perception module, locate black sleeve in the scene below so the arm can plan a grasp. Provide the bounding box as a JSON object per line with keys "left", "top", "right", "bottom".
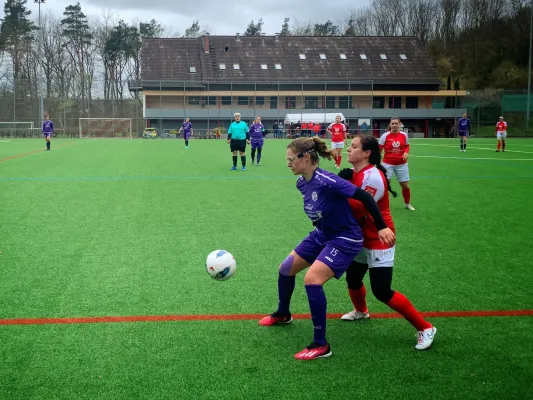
{"left": 246, "top": 132, "right": 250, "bottom": 140}
{"left": 352, "top": 187, "right": 388, "bottom": 230}
{"left": 338, "top": 168, "right": 354, "bottom": 181}
{"left": 227, "top": 133, "right": 232, "bottom": 140}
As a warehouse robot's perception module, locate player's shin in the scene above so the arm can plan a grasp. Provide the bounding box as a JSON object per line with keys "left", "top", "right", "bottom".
{"left": 305, "top": 284, "right": 327, "bottom": 345}
{"left": 276, "top": 256, "right": 296, "bottom": 316}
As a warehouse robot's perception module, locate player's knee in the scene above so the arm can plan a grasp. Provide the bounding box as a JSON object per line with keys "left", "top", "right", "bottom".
{"left": 279, "top": 255, "right": 294, "bottom": 276}
{"left": 371, "top": 284, "right": 394, "bottom": 303}
{"left": 345, "top": 262, "right": 364, "bottom": 289}
{"left": 303, "top": 271, "right": 323, "bottom": 286}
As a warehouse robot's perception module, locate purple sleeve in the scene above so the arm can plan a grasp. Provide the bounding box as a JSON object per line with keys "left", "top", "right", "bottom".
{"left": 51, "top": 121, "right": 54, "bottom": 131}
{"left": 316, "top": 170, "right": 357, "bottom": 197}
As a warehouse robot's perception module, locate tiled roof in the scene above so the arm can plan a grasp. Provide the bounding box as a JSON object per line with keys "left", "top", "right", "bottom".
{"left": 140, "top": 35, "right": 440, "bottom": 86}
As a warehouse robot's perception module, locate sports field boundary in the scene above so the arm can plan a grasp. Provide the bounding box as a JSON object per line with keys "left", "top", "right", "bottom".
{"left": 1, "top": 309, "right": 532, "bottom": 326}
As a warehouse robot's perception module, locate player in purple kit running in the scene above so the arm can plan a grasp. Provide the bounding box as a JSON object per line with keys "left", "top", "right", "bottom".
{"left": 178, "top": 117, "right": 193, "bottom": 149}
{"left": 249, "top": 116, "right": 265, "bottom": 165}
{"left": 42, "top": 114, "right": 54, "bottom": 151}
{"left": 259, "top": 137, "right": 396, "bottom": 360}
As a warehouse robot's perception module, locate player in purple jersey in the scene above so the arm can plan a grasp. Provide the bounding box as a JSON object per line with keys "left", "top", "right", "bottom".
{"left": 249, "top": 116, "right": 266, "bottom": 165}
{"left": 178, "top": 117, "right": 193, "bottom": 149}
{"left": 42, "top": 114, "right": 54, "bottom": 151}
{"left": 458, "top": 113, "right": 471, "bottom": 152}
{"left": 258, "top": 137, "right": 396, "bottom": 360}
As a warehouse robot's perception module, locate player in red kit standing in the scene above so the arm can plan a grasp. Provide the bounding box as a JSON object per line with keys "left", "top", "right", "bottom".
{"left": 496, "top": 116, "right": 507, "bottom": 152}
{"left": 338, "top": 135, "right": 436, "bottom": 350}
{"left": 327, "top": 115, "right": 347, "bottom": 169}
{"left": 379, "top": 117, "right": 414, "bottom": 211}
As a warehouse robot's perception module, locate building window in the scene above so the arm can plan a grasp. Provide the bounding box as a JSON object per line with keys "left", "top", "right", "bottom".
{"left": 406, "top": 96, "right": 419, "bottom": 109}
{"left": 339, "top": 96, "right": 352, "bottom": 109}
{"left": 238, "top": 96, "right": 249, "bottom": 105}
{"left": 270, "top": 97, "right": 278, "bottom": 109}
{"left": 261, "top": 64, "right": 267, "bottom": 69}
{"left": 219, "top": 63, "right": 226, "bottom": 69}
{"left": 255, "top": 96, "right": 265, "bottom": 106}
{"left": 325, "top": 96, "right": 336, "bottom": 108}
{"left": 221, "top": 96, "right": 231, "bottom": 105}
{"left": 389, "top": 96, "right": 402, "bottom": 109}
{"left": 233, "top": 64, "right": 240, "bottom": 70}
{"left": 275, "top": 64, "right": 282, "bottom": 69}
{"left": 380, "top": 53, "right": 387, "bottom": 60}
{"left": 319, "top": 53, "right": 327, "bottom": 60}
{"left": 189, "top": 67, "right": 196, "bottom": 73}
{"left": 305, "top": 97, "right": 318, "bottom": 109}
{"left": 285, "top": 96, "right": 296, "bottom": 109}
{"left": 360, "top": 54, "right": 367, "bottom": 60}
{"left": 188, "top": 96, "right": 200, "bottom": 105}
{"left": 207, "top": 96, "right": 217, "bottom": 106}
{"left": 299, "top": 54, "right": 306, "bottom": 60}
{"left": 373, "top": 96, "right": 385, "bottom": 109}
{"left": 400, "top": 54, "right": 407, "bottom": 60}
{"left": 339, "top": 53, "right": 347, "bottom": 59}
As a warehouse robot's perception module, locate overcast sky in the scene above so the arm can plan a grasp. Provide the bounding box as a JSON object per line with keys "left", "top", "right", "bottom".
{"left": 21, "top": 0, "right": 370, "bottom": 35}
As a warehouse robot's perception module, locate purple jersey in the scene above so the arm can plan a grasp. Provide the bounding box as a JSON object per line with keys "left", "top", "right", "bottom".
{"left": 458, "top": 117, "right": 470, "bottom": 134}
{"left": 182, "top": 122, "right": 192, "bottom": 133}
{"left": 249, "top": 123, "right": 264, "bottom": 141}
{"left": 42, "top": 120, "right": 54, "bottom": 134}
{"left": 296, "top": 168, "right": 362, "bottom": 240}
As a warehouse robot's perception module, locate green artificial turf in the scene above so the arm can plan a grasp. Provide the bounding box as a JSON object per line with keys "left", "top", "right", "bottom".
{"left": 1, "top": 137, "right": 532, "bottom": 399}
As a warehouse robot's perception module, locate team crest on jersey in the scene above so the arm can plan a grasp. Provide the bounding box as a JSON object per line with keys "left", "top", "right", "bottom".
{"left": 392, "top": 141, "right": 401, "bottom": 148}
{"left": 312, "top": 191, "right": 318, "bottom": 201}
{"left": 365, "top": 186, "right": 377, "bottom": 197}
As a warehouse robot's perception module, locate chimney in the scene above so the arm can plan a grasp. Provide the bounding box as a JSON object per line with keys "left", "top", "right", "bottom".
{"left": 203, "top": 32, "right": 210, "bottom": 54}
{"left": 236, "top": 32, "right": 240, "bottom": 41}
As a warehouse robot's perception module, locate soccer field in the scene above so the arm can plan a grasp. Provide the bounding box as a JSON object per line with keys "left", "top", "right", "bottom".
{"left": 1, "top": 138, "right": 532, "bottom": 399}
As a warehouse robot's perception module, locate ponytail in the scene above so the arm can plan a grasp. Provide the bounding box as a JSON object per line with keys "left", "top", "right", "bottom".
{"left": 376, "top": 163, "right": 398, "bottom": 197}
{"left": 287, "top": 136, "right": 335, "bottom": 165}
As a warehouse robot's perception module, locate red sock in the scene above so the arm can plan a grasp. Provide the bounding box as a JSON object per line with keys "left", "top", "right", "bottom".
{"left": 497, "top": 142, "right": 501, "bottom": 151}
{"left": 387, "top": 292, "right": 431, "bottom": 331}
{"left": 335, "top": 155, "right": 340, "bottom": 167}
{"left": 401, "top": 187, "right": 411, "bottom": 204}
{"left": 338, "top": 155, "right": 342, "bottom": 166}
{"left": 348, "top": 286, "right": 368, "bottom": 313}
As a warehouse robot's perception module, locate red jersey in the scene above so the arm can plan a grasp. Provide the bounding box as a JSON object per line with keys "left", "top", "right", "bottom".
{"left": 379, "top": 131, "right": 410, "bottom": 166}
{"left": 348, "top": 165, "right": 395, "bottom": 250}
{"left": 496, "top": 121, "right": 507, "bottom": 132}
{"left": 328, "top": 123, "right": 346, "bottom": 142}
{"left": 301, "top": 123, "right": 308, "bottom": 130}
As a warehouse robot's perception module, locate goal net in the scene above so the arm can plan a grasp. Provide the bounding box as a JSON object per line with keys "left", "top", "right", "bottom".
{"left": 0, "top": 122, "right": 35, "bottom": 137}
{"left": 79, "top": 118, "right": 132, "bottom": 138}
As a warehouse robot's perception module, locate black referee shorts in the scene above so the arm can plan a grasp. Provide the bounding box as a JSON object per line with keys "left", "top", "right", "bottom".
{"left": 230, "top": 139, "right": 246, "bottom": 153}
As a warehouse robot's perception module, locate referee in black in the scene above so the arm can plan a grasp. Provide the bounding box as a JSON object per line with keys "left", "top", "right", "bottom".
{"left": 227, "top": 112, "right": 251, "bottom": 171}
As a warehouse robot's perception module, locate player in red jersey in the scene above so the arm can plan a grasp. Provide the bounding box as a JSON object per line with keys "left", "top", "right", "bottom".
{"left": 338, "top": 135, "right": 436, "bottom": 350}
{"left": 496, "top": 116, "right": 507, "bottom": 152}
{"left": 327, "top": 115, "right": 347, "bottom": 169}
{"left": 379, "top": 117, "right": 414, "bottom": 210}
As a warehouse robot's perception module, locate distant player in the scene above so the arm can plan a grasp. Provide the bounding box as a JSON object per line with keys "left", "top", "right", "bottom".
{"left": 227, "top": 113, "right": 250, "bottom": 171}
{"left": 338, "top": 135, "right": 436, "bottom": 351}
{"left": 178, "top": 117, "right": 193, "bottom": 149}
{"left": 249, "top": 116, "right": 265, "bottom": 166}
{"left": 258, "top": 136, "right": 395, "bottom": 360}
{"left": 42, "top": 114, "right": 54, "bottom": 151}
{"left": 458, "top": 113, "right": 471, "bottom": 152}
{"left": 496, "top": 116, "right": 507, "bottom": 152}
{"left": 379, "top": 117, "right": 414, "bottom": 211}
{"left": 327, "top": 115, "right": 347, "bottom": 169}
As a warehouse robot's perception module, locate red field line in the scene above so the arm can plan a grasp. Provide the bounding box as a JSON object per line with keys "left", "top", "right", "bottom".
{"left": 1, "top": 310, "right": 532, "bottom": 326}
{"left": 0, "top": 142, "right": 75, "bottom": 163}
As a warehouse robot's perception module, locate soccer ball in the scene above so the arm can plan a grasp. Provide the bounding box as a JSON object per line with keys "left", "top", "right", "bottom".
{"left": 205, "top": 250, "right": 236, "bottom": 281}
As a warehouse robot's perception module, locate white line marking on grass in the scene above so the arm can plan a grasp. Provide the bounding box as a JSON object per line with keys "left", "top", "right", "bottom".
{"left": 413, "top": 143, "right": 533, "bottom": 154}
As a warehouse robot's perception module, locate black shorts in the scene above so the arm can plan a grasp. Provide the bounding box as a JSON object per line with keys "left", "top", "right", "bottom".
{"left": 230, "top": 139, "right": 246, "bottom": 153}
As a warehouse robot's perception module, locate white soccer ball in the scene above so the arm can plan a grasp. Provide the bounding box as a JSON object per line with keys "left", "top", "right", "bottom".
{"left": 206, "top": 250, "right": 237, "bottom": 281}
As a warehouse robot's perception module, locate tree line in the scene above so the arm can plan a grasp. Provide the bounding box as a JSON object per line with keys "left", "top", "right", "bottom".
{"left": 0, "top": 0, "right": 530, "bottom": 116}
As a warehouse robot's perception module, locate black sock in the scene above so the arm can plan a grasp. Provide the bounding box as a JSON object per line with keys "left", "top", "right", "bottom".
{"left": 464, "top": 143, "right": 467, "bottom": 149}
{"left": 232, "top": 156, "right": 237, "bottom": 167}
{"left": 241, "top": 155, "right": 246, "bottom": 167}
{"left": 460, "top": 141, "right": 463, "bottom": 150}
{"left": 46, "top": 141, "right": 50, "bottom": 149}
{"left": 185, "top": 140, "right": 188, "bottom": 146}
{"left": 251, "top": 148, "right": 256, "bottom": 162}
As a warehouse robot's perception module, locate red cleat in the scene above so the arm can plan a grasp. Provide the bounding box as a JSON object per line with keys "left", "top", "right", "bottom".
{"left": 294, "top": 342, "right": 332, "bottom": 360}
{"left": 258, "top": 313, "right": 293, "bottom": 326}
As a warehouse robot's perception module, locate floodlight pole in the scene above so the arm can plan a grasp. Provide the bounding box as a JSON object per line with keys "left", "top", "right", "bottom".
{"left": 35, "top": 0, "right": 45, "bottom": 128}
